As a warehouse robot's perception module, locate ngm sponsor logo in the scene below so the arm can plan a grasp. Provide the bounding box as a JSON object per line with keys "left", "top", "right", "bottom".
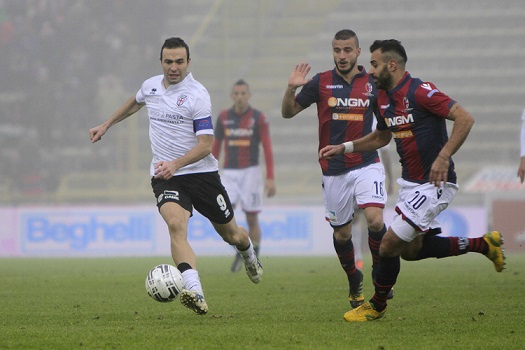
{"left": 328, "top": 97, "right": 369, "bottom": 108}
{"left": 385, "top": 114, "right": 414, "bottom": 127}
{"left": 21, "top": 211, "right": 155, "bottom": 253}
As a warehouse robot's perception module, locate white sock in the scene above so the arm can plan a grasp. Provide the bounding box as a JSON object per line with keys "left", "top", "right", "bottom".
{"left": 236, "top": 238, "right": 256, "bottom": 264}
{"left": 181, "top": 269, "right": 203, "bottom": 294}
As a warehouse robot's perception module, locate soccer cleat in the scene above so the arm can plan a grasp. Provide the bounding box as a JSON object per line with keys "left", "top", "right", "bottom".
{"left": 230, "top": 252, "right": 243, "bottom": 272}
{"left": 344, "top": 302, "right": 386, "bottom": 322}
{"left": 348, "top": 269, "right": 364, "bottom": 309}
{"left": 180, "top": 289, "right": 208, "bottom": 315}
{"left": 244, "top": 257, "right": 263, "bottom": 283}
{"left": 483, "top": 231, "right": 506, "bottom": 272}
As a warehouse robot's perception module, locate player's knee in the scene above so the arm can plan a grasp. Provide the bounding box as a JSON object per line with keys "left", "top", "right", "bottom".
{"left": 245, "top": 213, "right": 259, "bottom": 227}
{"left": 166, "top": 217, "right": 186, "bottom": 237}
{"left": 367, "top": 218, "right": 385, "bottom": 233}
{"left": 363, "top": 208, "right": 384, "bottom": 232}
{"left": 333, "top": 225, "right": 352, "bottom": 242}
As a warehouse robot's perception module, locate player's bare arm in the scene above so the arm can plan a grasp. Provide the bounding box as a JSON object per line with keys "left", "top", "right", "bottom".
{"left": 89, "top": 96, "right": 144, "bottom": 143}
{"left": 518, "top": 157, "right": 525, "bottom": 183}
{"left": 281, "top": 63, "right": 311, "bottom": 118}
{"left": 319, "top": 129, "right": 391, "bottom": 159}
{"left": 429, "top": 103, "right": 474, "bottom": 187}
{"left": 154, "top": 134, "right": 214, "bottom": 180}
{"left": 518, "top": 116, "right": 525, "bottom": 183}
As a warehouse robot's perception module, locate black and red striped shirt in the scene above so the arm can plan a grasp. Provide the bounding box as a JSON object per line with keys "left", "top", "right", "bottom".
{"left": 212, "top": 106, "right": 274, "bottom": 179}
{"left": 375, "top": 72, "right": 457, "bottom": 184}
{"left": 295, "top": 66, "right": 379, "bottom": 176}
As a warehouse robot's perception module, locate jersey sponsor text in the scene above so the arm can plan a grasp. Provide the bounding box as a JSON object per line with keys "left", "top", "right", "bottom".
{"left": 385, "top": 114, "right": 414, "bottom": 127}
{"left": 328, "top": 97, "right": 370, "bottom": 108}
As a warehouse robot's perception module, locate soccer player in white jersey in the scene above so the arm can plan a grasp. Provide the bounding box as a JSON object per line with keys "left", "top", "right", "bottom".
{"left": 89, "top": 37, "right": 263, "bottom": 315}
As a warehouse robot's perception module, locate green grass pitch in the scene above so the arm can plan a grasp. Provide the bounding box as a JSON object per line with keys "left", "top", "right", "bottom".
{"left": 1, "top": 254, "right": 523, "bottom": 349}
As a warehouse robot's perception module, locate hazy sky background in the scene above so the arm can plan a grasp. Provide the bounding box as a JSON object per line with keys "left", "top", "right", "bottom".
{"left": 1, "top": 0, "right": 524, "bottom": 204}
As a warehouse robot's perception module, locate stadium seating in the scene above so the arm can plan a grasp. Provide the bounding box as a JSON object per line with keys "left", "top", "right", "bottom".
{"left": 3, "top": 1, "right": 523, "bottom": 203}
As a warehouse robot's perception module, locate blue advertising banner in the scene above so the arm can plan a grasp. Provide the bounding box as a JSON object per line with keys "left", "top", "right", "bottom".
{"left": 0, "top": 205, "right": 488, "bottom": 257}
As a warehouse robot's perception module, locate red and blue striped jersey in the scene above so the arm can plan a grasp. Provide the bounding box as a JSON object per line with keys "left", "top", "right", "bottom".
{"left": 295, "top": 66, "right": 379, "bottom": 176}
{"left": 375, "top": 72, "right": 457, "bottom": 184}
{"left": 212, "top": 106, "right": 274, "bottom": 179}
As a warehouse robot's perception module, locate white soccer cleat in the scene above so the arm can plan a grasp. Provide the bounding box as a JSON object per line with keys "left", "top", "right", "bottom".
{"left": 244, "top": 257, "right": 263, "bottom": 284}
{"left": 180, "top": 289, "right": 208, "bottom": 315}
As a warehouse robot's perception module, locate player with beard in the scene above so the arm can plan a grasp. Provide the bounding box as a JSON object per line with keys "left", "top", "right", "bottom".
{"left": 281, "top": 29, "right": 392, "bottom": 310}
{"left": 320, "top": 39, "right": 505, "bottom": 322}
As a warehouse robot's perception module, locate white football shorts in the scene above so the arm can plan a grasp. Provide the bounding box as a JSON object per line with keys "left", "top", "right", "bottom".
{"left": 391, "top": 178, "right": 459, "bottom": 242}
{"left": 323, "top": 163, "right": 387, "bottom": 227}
{"left": 221, "top": 165, "right": 263, "bottom": 213}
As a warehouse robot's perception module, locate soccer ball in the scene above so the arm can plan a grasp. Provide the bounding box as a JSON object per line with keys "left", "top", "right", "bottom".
{"left": 145, "top": 264, "right": 185, "bottom": 302}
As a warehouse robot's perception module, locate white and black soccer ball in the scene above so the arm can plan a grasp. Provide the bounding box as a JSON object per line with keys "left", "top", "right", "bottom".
{"left": 145, "top": 264, "right": 185, "bottom": 302}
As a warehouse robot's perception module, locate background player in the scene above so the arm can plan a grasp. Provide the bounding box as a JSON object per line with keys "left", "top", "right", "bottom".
{"left": 213, "top": 79, "right": 276, "bottom": 272}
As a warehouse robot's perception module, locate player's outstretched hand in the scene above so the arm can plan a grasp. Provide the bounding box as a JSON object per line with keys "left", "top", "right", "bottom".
{"left": 288, "top": 63, "right": 312, "bottom": 88}
{"left": 319, "top": 144, "right": 345, "bottom": 160}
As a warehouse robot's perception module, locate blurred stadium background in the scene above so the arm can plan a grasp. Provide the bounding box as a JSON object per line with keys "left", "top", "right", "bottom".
{"left": 1, "top": 0, "right": 524, "bottom": 205}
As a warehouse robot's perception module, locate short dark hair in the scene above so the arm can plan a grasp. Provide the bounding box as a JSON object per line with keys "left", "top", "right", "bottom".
{"left": 369, "top": 39, "right": 407, "bottom": 65}
{"left": 334, "top": 29, "right": 359, "bottom": 47}
{"left": 234, "top": 79, "right": 249, "bottom": 88}
{"left": 160, "top": 37, "right": 190, "bottom": 61}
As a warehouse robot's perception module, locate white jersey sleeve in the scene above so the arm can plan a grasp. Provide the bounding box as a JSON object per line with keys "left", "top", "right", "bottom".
{"left": 190, "top": 84, "right": 214, "bottom": 137}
